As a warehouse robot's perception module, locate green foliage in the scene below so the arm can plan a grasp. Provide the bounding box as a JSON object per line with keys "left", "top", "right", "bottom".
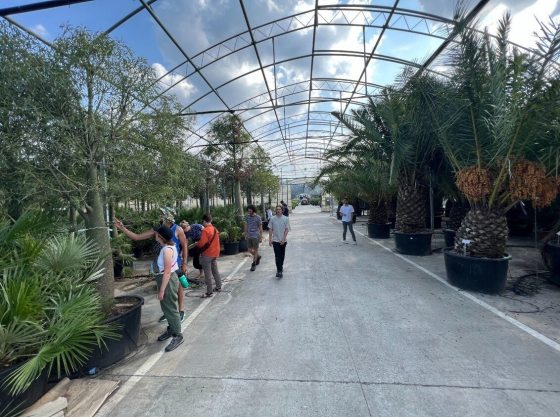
{"left": 0, "top": 212, "right": 116, "bottom": 397}
{"left": 176, "top": 207, "right": 205, "bottom": 224}
{"left": 424, "top": 13, "right": 560, "bottom": 210}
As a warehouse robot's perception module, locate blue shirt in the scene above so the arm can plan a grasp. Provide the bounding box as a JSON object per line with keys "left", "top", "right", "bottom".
{"left": 185, "top": 224, "right": 203, "bottom": 241}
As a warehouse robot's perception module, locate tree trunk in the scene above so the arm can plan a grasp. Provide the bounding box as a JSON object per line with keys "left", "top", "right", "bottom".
{"left": 261, "top": 193, "right": 265, "bottom": 217}
{"left": 69, "top": 206, "right": 78, "bottom": 234}
{"left": 455, "top": 208, "right": 508, "bottom": 258}
{"left": 234, "top": 179, "right": 243, "bottom": 216}
{"left": 84, "top": 165, "right": 114, "bottom": 312}
{"left": 396, "top": 183, "right": 426, "bottom": 233}
{"left": 246, "top": 183, "right": 252, "bottom": 205}
{"left": 110, "top": 202, "right": 118, "bottom": 238}
{"left": 368, "top": 201, "right": 388, "bottom": 224}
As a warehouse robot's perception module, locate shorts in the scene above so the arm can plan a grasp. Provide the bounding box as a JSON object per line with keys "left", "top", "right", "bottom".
{"left": 248, "top": 237, "right": 260, "bottom": 249}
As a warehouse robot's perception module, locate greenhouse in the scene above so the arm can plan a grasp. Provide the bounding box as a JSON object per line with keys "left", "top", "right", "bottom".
{"left": 1, "top": 0, "right": 560, "bottom": 416}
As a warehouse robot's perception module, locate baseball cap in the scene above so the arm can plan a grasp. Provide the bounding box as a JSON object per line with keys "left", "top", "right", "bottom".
{"left": 154, "top": 225, "right": 174, "bottom": 241}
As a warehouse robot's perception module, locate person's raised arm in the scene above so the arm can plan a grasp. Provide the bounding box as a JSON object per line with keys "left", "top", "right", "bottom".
{"left": 177, "top": 227, "right": 188, "bottom": 273}
{"left": 114, "top": 218, "right": 155, "bottom": 241}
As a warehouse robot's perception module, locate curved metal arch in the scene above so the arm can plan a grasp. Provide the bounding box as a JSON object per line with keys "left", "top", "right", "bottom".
{"left": 150, "top": 5, "right": 454, "bottom": 99}
{"left": 261, "top": 134, "right": 350, "bottom": 157}
{"left": 250, "top": 115, "right": 345, "bottom": 141}
{"left": 229, "top": 77, "right": 385, "bottom": 114}
{"left": 180, "top": 50, "right": 445, "bottom": 112}
{"left": 248, "top": 109, "right": 340, "bottom": 137}
{"left": 186, "top": 94, "right": 369, "bottom": 149}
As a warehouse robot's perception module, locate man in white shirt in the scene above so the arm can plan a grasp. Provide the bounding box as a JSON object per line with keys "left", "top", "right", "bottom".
{"left": 339, "top": 198, "right": 357, "bottom": 245}
{"left": 268, "top": 205, "right": 291, "bottom": 278}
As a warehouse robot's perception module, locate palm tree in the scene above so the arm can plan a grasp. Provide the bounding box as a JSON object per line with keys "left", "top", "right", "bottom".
{"left": 0, "top": 212, "right": 115, "bottom": 403}
{"left": 426, "top": 13, "right": 560, "bottom": 258}
{"left": 375, "top": 77, "right": 442, "bottom": 234}
{"left": 316, "top": 98, "right": 396, "bottom": 224}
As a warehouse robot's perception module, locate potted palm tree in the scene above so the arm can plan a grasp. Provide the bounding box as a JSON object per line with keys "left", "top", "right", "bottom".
{"left": 0, "top": 212, "right": 117, "bottom": 416}
{"left": 425, "top": 13, "right": 560, "bottom": 293}
{"left": 379, "top": 77, "right": 442, "bottom": 256}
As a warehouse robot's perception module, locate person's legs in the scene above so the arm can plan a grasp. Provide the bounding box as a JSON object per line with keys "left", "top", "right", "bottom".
{"left": 210, "top": 257, "right": 221, "bottom": 289}
{"left": 160, "top": 272, "right": 181, "bottom": 335}
{"left": 200, "top": 255, "right": 214, "bottom": 295}
{"left": 348, "top": 222, "right": 356, "bottom": 242}
{"left": 278, "top": 242, "right": 287, "bottom": 272}
{"left": 342, "top": 221, "right": 348, "bottom": 240}
{"left": 272, "top": 242, "right": 282, "bottom": 272}
{"left": 159, "top": 273, "right": 183, "bottom": 351}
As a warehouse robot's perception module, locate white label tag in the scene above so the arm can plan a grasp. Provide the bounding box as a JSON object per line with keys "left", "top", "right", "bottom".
{"left": 462, "top": 239, "right": 471, "bottom": 245}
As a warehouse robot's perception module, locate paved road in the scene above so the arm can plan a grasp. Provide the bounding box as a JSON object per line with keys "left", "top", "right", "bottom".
{"left": 101, "top": 206, "right": 560, "bottom": 417}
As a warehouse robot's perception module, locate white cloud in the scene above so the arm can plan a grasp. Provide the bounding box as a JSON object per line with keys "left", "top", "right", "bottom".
{"left": 152, "top": 62, "right": 197, "bottom": 103}
{"left": 480, "top": 0, "right": 559, "bottom": 49}
{"left": 31, "top": 24, "right": 49, "bottom": 38}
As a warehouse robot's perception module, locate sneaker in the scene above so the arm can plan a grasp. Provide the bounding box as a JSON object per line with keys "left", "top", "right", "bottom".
{"left": 180, "top": 311, "right": 185, "bottom": 323}
{"left": 256, "top": 255, "right": 262, "bottom": 265}
{"left": 278, "top": 272, "right": 283, "bottom": 278}
{"left": 250, "top": 263, "right": 256, "bottom": 271}
{"left": 165, "top": 334, "right": 184, "bottom": 352}
{"left": 275, "top": 272, "right": 280, "bottom": 278}
{"left": 342, "top": 240, "right": 349, "bottom": 244}
{"left": 157, "top": 328, "right": 172, "bottom": 342}
{"left": 158, "top": 314, "right": 167, "bottom": 323}
{"left": 352, "top": 241, "right": 357, "bottom": 245}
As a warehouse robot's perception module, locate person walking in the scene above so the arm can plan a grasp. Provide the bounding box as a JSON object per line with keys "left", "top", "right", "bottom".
{"left": 280, "top": 200, "right": 289, "bottom": 217}
{"left": 340, "top": 198, "right": 357, "bottom": 245}
{"left": 197, "top": 214, "right": 221, "bottom": 298}
{"left": 244, "top": 204, "right": 263, "bottom": 271}
{"left": 268, "top": 205, "right": 290, "bottom": 278}
{"left": 180, "top": 220, "right": 204, "bottom": 281}
{"left": 114, "top": 208, "right": 188, "bottom": 322}
{"left": 153, "top": 225, "right": 184, "bottom": 352}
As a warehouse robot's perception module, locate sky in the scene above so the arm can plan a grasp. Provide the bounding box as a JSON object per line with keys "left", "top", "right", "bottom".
{"left": 4, "top": 0, "right": 559, "bottom": 179}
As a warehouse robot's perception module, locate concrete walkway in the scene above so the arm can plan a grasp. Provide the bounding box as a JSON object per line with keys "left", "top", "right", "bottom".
{"left": 99, "top": 206, "right": 560, "bottom": 417}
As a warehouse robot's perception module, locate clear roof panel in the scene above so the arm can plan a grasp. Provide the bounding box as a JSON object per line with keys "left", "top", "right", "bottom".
{"left": 2, "top": 0, "right": 555, "bottom": 178}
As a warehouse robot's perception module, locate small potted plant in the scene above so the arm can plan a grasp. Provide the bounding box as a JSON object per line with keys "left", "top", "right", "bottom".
{"left": 222, "top": 225, "right": 241, "bottom": 255}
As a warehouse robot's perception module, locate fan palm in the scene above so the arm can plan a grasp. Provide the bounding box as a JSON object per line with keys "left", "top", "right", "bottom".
{"left": 0, "top": 212, "right": 115, "bottom": 401}
{"left": 426, "top": 13, "right": 560, "bottom": 258}
{"left": 315, "top": 97, "right": 397, "bottom": 223}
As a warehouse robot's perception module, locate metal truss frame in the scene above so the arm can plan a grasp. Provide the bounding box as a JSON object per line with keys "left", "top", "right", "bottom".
{"left": 2, "top": 0, "right": 495, "bottom": 177}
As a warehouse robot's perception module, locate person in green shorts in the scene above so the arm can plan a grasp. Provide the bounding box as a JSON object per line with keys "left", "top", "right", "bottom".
{"left": 153, "top": 225, "right": 184, "bottom": 352}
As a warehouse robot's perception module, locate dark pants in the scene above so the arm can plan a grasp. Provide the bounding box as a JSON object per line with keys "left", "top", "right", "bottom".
{"left": 272, "top": 241, "right": 287, "bottom": 272}
{"left": 191, "top": 246, "right": 202, "bottom": 270}
{"left": 342, "top": 221, "right": 356, "bottom": 241}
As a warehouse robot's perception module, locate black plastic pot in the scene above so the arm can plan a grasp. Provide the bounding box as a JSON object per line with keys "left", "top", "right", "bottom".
{"left": 238, "top": 239, "right": 248, "bottom": 252}
{"left": 444, "top": 249, "right": 511, "bottom": 294}
{"left": 84, "top": 295, "right": 144, "bottom": 370}
{"left": 443, "top": 229, "right": 456, "bottom": 248}
{"left": 0, "top": 365, "right": 49, "bottom": 415}
{"left": 542, "top": 241, "right": 560, "bottom": 285}
{"left": 394, "top": 231, "right": 432, "bottom": 256}
{"left": 367, "top": 223, "right": 391, "bottom": 239}
{"left": 223, "top": 241, "right": 239, "bottom": 255}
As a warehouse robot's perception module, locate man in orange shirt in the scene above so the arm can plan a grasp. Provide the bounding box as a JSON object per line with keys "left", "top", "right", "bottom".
{"left": 197, "top": 213, "right": 221, "bottom": 298}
